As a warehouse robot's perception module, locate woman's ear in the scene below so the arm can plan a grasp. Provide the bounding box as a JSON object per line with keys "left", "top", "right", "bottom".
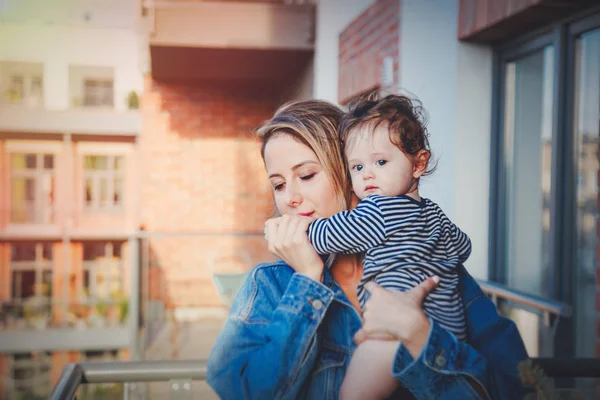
{"left": 412, "top": 150, "right": 430, "bottom": 179}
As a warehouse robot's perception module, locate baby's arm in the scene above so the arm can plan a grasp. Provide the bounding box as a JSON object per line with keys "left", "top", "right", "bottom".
{"left": 340, "top": 340, "right": 400, "bottom": 400}
{"left": 307, "top": 197, "right": 386, "bottom": 255}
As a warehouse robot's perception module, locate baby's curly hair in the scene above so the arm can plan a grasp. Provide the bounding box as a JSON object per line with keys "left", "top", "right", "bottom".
{"left": 340, "top": 93, "right": 436, "bottom": 176}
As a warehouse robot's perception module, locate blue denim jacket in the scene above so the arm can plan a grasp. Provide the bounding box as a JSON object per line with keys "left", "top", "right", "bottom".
{"left": 207, "top": 261, "right": 529, "bottom": 399}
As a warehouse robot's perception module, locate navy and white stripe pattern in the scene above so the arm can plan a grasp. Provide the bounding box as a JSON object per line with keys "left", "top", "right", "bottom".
{"left": 308, "top": 194, "right": 472, "bottom": 340}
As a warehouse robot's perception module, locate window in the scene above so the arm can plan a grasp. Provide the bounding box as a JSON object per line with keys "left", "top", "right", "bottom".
{"left": 84, "top": 155, "right": 124, "bottom": 210}
{"left": 83, "top": 79, "right": 113, "bottom": 107}
{"left": 501, "top": 45, "right": 555, "bottom": 298}
{"left": 82, "top": 241, "right": 124, "bottom": 300}
{"left": 8, "top": 243, "right": 53, "bottom": 329}
{"left": 491, "top": 10, "right": 600, "bottom": 372}
{"left": 10, "top": 352, "right": 52, "bottom": 400}
{"left": 2, "top": 74, "right": 43, "bottom": 106}
{"left": 10, "top": 153, "right": 55, "bottom": 224}
{"left": 4, "top": 75, "right": 24, "bottom": 103}
{"left": 573, "top": 22, "right": 600, "bottom": 363}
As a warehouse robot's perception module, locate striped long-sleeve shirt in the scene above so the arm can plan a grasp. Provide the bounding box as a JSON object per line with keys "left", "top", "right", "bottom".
{"left": 307, "top": 194, "right": 472, "bottom": 340}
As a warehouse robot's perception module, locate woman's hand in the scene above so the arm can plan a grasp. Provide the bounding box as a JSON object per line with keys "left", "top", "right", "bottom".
{"left": 264, "top": 215, "right": 324, "bottom": 282}
{"left": 354, "top": 276, "right": 439, "bottom": 359}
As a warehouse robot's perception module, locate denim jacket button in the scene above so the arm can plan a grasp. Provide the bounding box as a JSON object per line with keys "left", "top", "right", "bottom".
{"left": 311, "top": 299, "right": 323, "bottom": 310}
{"left": 434, "top": 355, "right": 447, "bottom": 368}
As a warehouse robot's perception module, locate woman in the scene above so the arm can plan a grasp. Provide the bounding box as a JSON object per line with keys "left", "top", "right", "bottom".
{"left": 206, "top": 100, "right": 529, "bottom": 399}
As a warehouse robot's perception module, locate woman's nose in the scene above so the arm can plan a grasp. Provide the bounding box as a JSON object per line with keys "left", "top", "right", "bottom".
{"left": 285, "top": 185, "right": 302, "bottom": 207}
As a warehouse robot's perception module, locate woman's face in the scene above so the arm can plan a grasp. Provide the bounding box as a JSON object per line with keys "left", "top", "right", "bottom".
{"left": 264, "top": 134, "right": 341, "bottom": 219}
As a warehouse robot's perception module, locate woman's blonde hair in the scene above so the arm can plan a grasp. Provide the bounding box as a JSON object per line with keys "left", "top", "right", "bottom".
{"left": 256, "top": 100, "right": 351, "bottom": 211}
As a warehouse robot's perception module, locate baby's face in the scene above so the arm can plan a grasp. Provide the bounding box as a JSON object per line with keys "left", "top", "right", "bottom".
{"left": 345, "top": 125, "right": 416, "bottom": 199}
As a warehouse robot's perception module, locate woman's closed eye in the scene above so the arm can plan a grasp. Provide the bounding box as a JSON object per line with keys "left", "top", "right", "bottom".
{"left": 273, "top": 182, "right": 285, "bottom": 192}
{"left": 300, "top": 173, "right": 316, "bottom": 181}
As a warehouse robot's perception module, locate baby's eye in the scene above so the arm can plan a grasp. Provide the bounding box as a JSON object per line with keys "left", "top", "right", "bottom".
{"left": 376, "top": 160, "right": 387, "bottom": 166}
{"left": 352, "top": 164, "right": 363, "bottom": 172}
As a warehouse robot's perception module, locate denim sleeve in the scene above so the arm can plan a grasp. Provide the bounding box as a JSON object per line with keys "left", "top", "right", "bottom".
{"left": 392, "top": 320, "right": 492, "bottom": 399}
{"left": 206, "top": 266, "right": 334, "bottom": 400}
{"left": 392, "top": 267, "right": 530, "bottom": 400}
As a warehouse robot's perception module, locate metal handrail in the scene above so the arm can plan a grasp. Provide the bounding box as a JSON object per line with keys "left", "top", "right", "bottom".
{"left": 533, "top": 358, "right": 600, "bottom": 378}
{"left": 47, "top": 357, "right": 600, "bottom": 399}
{"left": 476, "top": 279, "right": 572, "bottom": 326}
{"left": 49, "top": 360, "right": 207, "bottom": 400}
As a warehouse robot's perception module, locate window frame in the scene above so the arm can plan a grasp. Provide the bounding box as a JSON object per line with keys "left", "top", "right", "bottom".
{"left": 8, "top": 352, "right": 52, "bottom": 398}
{"left": 77, "top": 143, "right": 130, "bottom": 213}
{"left": 490, "top": 7, "right": 600, "bottom": 360}
{"left": 83, "top": 154, "right": 125, "bottom": 211}
{"left": 81, "top": 241, "right": 124, "bottom": 301}
{"left": 6, "top": 141, "right": 61, "bottom": 225}
{"left": 82, "top": 78, "right": 114, "bottom": 108}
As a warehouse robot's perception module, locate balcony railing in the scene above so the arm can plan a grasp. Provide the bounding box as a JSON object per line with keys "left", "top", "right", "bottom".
{"left": 0, "top": 296, "right": 132, "bottom": 353}
{"left": 48, "top": 356, "right": 600, "bottom": 400}
{"left": 477, "top": 279, "right": 573, "bottom": 324}
{"left": 49, "top": 360, "right": 207, "bottom": 400}
{"left": 0, "top": 104, "right": 140, "bottom": 135}
{"left": 45, "top": 277, "right": 600, "bottom": 399}
{"left": 476, "top": 278, "right": 573, "bottom": 360}
{"left": 0, "top": 297, "right": 128, "bottom": 331}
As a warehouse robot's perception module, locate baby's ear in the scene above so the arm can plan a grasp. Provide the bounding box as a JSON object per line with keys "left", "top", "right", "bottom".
{"left": 413, "top": 150, "right": 430, "bottom": 178}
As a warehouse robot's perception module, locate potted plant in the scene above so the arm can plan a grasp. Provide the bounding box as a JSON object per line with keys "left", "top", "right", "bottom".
{"left": 23, "top": 303, "right": 48, "bottom": 330}
{"left": 519, "top": 359, "right": 585, "bottom": 400}
{"left": 126, "top": 90, "right": 139, "bottom": 110}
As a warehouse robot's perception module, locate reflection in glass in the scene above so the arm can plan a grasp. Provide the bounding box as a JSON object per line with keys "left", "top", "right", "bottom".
{"left": 574, "top": 27, "right": 600, "bottom": 364}
{"left": 503, "top": 46, "right": 554, "bottom": 298}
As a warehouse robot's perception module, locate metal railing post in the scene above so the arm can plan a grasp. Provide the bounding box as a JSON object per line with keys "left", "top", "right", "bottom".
{"left": 48, "top": 363, "right": 84, "bottom": 400}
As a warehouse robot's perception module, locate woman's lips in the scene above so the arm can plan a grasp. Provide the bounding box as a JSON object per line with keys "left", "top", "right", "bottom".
{"left": 299, "top": 211, "right": 315, "bottom": 217}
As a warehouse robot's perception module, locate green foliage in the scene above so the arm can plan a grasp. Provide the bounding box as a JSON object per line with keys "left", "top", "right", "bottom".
{"left": 519, "top": 359, "right": 585, "bottom": 400}
{"left": 127, "top": 90, "right": 139, "bottom": 109}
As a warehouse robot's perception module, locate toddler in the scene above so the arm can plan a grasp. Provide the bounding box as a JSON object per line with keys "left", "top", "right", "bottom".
{"left": 307, "top": 94, "right": 471, "bottom": 400}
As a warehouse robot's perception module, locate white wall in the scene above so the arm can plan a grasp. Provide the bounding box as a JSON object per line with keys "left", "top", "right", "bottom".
{"left": 0, "top": 0, "right": 145, "bottom": 111}
{"left": 398, "top": 0, "right": 493, "bottom": 278}
{"left": 313, "top": 0, "right": 373, "bottom": 103}
{"left": 0, "top": 0, "right": 138, "bottom": 29}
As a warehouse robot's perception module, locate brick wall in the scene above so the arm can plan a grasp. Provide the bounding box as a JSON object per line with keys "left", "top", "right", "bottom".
{"left": 140, "top": 77, "right": 279, "bottom": 308}
{"left": 338, "top": 0, "right": 400, "bottom": 104}
{"left": 458, "top": 0, "right": 595, "bottom": 43}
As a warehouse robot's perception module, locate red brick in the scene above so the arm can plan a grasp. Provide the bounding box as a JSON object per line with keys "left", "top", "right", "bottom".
{"left": 338, "top": 0, "right": 400, "bottom": 103}
{"left": 140, "top": 77, "right": 279, "bottom": 307}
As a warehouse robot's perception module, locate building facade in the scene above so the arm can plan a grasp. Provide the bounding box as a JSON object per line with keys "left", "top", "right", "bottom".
{"left": 0, "top": 0, "right": 144, "bottom": 398}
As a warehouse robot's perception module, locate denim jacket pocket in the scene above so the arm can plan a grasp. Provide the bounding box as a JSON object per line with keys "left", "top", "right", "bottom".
{"left": 313, "top": 345, "right": 346, "bottom": 374}
{"left": 305, "top": 342, "right": 347, "bottom": 400}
